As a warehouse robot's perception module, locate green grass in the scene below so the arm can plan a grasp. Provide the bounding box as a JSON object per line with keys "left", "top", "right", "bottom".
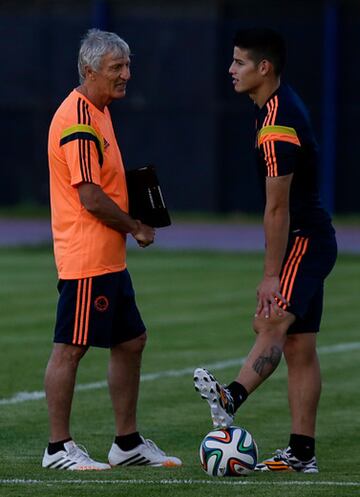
{"left": 0, "top": 247, "right": 359, "bottom": 497}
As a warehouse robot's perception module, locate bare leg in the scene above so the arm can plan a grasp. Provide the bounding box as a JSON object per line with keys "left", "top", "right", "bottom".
{"left": 284, "top": 333, "right": 320, "bottom": 437}
{"left": 235, "top": 312, "right": 296, "bottom": 393}
{"left": 193, "top": 312, "right": 297, "bottom": 430}
{"left": 44, "top": 343, "right": 87, "bottom": 442}
{"left": 108, "top": 333, "right": 147, "bottom": 436}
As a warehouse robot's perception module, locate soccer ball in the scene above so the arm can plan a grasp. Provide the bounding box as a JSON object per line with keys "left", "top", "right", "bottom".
{"left": 199, "top": 426, "right": 258, "bottom": 477}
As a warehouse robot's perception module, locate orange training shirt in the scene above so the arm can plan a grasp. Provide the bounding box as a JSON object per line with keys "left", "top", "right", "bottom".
{"left": 48, "top": 89, "right": 128, "bottom": 279}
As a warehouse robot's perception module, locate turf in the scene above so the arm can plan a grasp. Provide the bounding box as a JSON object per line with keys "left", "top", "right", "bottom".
{"left": 0, "top": 246, "right": 359, "bottom": 497}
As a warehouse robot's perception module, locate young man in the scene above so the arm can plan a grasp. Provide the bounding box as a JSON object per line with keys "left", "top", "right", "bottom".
{"left": 43, "top": 28, "right": 182, "bottom": 470}
{"left": 194, "top": 28, "right": 337, "bottom": 473}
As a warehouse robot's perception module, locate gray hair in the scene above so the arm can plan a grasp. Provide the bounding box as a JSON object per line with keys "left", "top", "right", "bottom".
{"left": 78, "top": 28, "right": 130, "bottom": 83}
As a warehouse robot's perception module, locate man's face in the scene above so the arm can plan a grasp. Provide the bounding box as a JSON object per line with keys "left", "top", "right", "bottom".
{"left": 92, "top": 52, "right": 131, "bottom": 102}
{"left": 229, "top": 46, "right": 262, "bottom": 94}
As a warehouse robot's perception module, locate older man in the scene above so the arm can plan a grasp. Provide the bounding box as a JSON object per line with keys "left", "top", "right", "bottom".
{"left": 43, "top": 29, "right": 181, "bottom": 470}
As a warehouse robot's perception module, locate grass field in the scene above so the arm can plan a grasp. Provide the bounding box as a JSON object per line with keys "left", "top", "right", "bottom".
{"left": 0, "top": 246, "right": 359, "bottom": 497}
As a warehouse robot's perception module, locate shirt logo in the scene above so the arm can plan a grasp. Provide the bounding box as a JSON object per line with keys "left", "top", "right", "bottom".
{"left": 103, "top": 138, "right": 110, "bottom": 149}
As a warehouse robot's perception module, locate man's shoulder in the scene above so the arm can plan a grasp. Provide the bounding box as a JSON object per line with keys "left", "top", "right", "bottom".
{"left": 277, "top": 84, "right": 310, "bottom": 121}
{"left": 51, "top": 90, "right": 79, "bottom": 126}
{"left": 258, "top": 84, "right": 309, "bottom": 133}
{"left": 50, "top": 90, "right": 103, "bottom": 138}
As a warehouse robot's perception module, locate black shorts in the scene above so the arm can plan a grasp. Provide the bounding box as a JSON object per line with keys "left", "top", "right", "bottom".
{"left": 54, "top": 269, "right": 146, "bottom": 348}
{"left": 278, "top": 230, "right": 337, "bottom": 334}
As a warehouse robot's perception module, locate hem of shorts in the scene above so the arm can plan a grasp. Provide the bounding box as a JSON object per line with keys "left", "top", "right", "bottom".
{"left": 110, "top": 326, "right": 147, "bottom": 348}
{"left": 53, "top": 327, "right": 147, "bottom": 349}
{"left": 53, "top": 338, "right": 88, "bottom": 347}
{"left": 286, "top": 311, "right": 320, "bottom": 335}
{"left": 58, "top": 264, "right": 127, "bottom": 280}
{"left": 53, "top": 338, "right": 108, "bottom": 349}
{"left": 287, "top": 326, "right": 320, "bottom": 335}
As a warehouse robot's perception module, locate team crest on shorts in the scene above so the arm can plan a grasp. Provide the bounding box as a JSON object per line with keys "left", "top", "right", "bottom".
{"left": 94, "top": 295, "right": 109, "bottom": 312}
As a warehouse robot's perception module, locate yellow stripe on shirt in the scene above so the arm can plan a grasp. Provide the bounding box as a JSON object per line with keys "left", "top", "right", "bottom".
{"left": 258, "top": 125, "right": 301, "bottom": 148}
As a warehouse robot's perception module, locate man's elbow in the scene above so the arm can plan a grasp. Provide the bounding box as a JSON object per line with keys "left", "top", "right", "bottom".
{"left": 265, "top": 203, "right": 288, "bottom": 216}
{"left": 264, "top": 203, "right": 289, "bottom": 224}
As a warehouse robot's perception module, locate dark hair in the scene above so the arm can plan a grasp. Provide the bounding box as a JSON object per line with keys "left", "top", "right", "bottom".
{"left": 233, "top": 28, "right": 286, "bottom": 76}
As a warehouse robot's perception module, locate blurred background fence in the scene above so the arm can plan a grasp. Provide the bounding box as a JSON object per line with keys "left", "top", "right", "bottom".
{"left": 1, "top": 0, "right": 359, "bottom": 214}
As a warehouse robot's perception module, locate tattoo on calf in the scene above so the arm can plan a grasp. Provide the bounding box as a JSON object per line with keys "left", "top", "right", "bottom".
{"left": 252, "top": 346, "right": 282, "bottom": 378}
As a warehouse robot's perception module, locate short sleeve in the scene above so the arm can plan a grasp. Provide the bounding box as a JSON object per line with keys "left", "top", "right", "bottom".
{"left": 59, "top": 124, "right": 104, "bottom": 186}
{"left": 258, "top": 125, "right": 301, "bottom": 177}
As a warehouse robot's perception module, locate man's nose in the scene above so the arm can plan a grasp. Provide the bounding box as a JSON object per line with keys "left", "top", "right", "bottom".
{"left": 121, "top": 68, "right": 131, "bottom": 80}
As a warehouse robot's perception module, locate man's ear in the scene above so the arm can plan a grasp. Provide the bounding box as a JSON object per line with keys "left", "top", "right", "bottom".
{"left": 84, "top": 65, "right": 96, "bottom": 81}
{"left": 258, "top": 59, "right": 273, "bottom": 76}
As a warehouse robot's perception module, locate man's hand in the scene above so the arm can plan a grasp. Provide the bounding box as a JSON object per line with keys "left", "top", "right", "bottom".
{"left": 131, "top": 220, "right": 155, "bottom": 248}
{"left": 78, "top": 184, "right": 155, "bottom": 246}
{"left": 255, "top": 275, "right": 289, "bottom": 319}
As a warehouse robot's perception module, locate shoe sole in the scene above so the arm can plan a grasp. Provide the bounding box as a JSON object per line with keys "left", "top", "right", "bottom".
{"left": 42, "top": 463, "right": 111, "bottom": 471}
{"left": 255, "top": 462, "right": 294, "bottom": 472}
{"left": 193, "top": 368, "right": 233, "bottom": 428}
{"left": 255, "top": 458, "right": 318, "bottom": 473}
{"left": 109, "top": 461, "right": 181, "bottom": 468}
{"left": 108, "top": 444, "right": 182, "bottom": 468}
{"left": 255, "top": 464, "right": 318, "bottom": 473}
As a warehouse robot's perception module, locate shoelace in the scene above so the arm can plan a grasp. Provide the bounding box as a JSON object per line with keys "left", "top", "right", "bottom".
{"left": 66, "top": 443, "right": 95, "bottom": 464}
{"left": 273, "top": 448, "right": 291, "bottom": 461}
{"left": 221, "top": 386, "right": 235, "bottom": 414}
{"left": 143, "top": 439, "right": 165, "bottom": 456}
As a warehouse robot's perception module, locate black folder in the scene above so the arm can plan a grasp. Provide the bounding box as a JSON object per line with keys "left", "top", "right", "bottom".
{"left": 125, "top": 165, "right": 171, "bottom": 228}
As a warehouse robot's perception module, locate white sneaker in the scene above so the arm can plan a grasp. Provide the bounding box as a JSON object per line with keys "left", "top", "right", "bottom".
{"left": 194, "top": 368, "right": 235, "bottom": 428}
{"left": 108, "top": 437, "right": 182, "bottom": 467}
{"left": 42, "top": 440, "right": 111, "bottom": 471}
{"left": 255, "top": 446, "right": 319, "bottom": 473}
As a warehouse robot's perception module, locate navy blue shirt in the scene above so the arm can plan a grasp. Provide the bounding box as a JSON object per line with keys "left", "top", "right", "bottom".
{"left": 255, "top": 83, "right": 333, "bottom": 234}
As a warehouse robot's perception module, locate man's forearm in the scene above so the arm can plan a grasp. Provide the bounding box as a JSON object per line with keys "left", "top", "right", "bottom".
{"left": 80, "top": 184, "right": 140, "bottom": 235}
{"left": 263, "top": 206, "right": 289, "bottom": 277}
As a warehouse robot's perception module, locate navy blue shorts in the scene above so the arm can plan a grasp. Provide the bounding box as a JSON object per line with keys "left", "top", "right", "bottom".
{"left": 54, "top": 269, "right": 146, "bottom": 348}
{"left": 278, "top": 230, "right": 337, "bottom": 334}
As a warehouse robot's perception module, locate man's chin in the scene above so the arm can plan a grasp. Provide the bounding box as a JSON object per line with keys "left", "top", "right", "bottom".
{"left": 234, "top": 84, "right": 246, "bottom": 94}
{"left": 113, "top": 89, "right": 126, "bottom": 99}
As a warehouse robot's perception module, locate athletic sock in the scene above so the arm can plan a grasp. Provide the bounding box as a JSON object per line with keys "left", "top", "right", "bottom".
{"left": 289, "top": 433, "right": 315, "bottom": 461}
{"left": 47, "top": 438, "right": 72, "bottom": 455}
{"left": 115, "top": 432, "right": 143, "bottom": 451}
{"left": 227, "top": 381, "right": 249, "bottom": 412}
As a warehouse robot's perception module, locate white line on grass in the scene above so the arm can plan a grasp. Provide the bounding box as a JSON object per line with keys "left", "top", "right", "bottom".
{"left": 1, "top": 341, "right": 359, "bottom": 406}
{"left": 0, "top": 478, "right": 359, "bottom": 487}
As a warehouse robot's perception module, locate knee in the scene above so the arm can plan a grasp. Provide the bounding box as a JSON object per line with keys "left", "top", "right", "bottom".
{"left": 252, "top": 316, "right": 271, "bottom": 335}
{"left": 50, "top": 344, "right": 87, "bottom": 368}
{"left": 134, "top": 332, "right": 147, "bottom": 353}
{"left": 284, "top": 334, "right": 318, "bottom": 365}
{"left": 119, "top": 332, "right": 147, "bottom": 355}
{"left": 252, "top": 316, "right": 288, "bottom": 339}
{"left": 283, "top": 335, "right": 298, "bottom": 361}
